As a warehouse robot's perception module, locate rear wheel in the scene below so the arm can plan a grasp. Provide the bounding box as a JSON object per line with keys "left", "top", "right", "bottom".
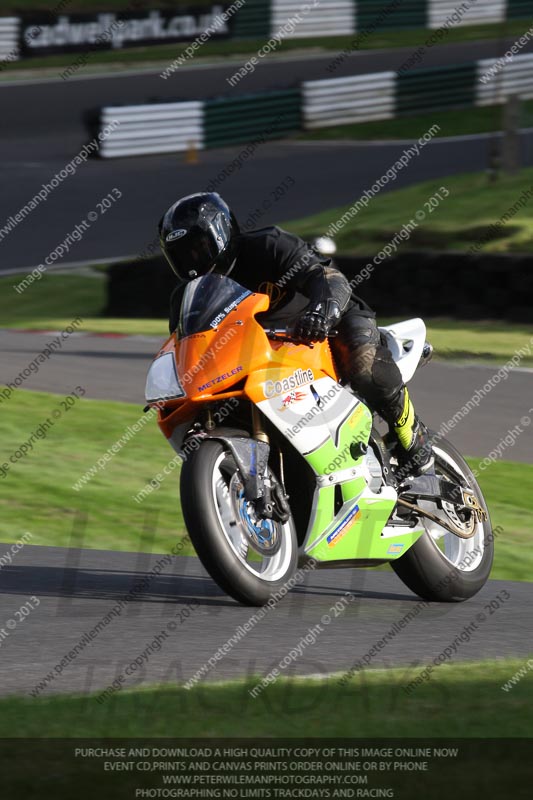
{"left": 180, "top": 439, "right": 298, "bottom": 606}
{"left": 391, "top": 435, "right": 494, "bottom": 602}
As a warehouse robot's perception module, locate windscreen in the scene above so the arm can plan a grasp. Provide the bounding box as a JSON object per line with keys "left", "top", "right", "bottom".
{"left": 178, "top": 273, "right": 252, "bottom": 336}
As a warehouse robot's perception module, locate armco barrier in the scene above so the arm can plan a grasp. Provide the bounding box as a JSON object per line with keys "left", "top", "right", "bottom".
{"left": 271, "top": 0, "right": 355, "bottom": 38}
{"left": 476, "top": 52, "right": 533, "bottom": 105}
{"left": 231, "top": 0, "right": 271, "bottom": 37}
{"left": 302, "top": 71, "right": 395, "bottom": 128}
{"left": 396, "top": 62, "right": 477, "bottom": 114}
{"left": 428, "top": 0, "right": 506, "bottom": 28}
{"left": 95, "top": 51, "right": 533, "bottom": 155}
{"left": 0, "top": 17, "right": 19, "bottom": 61}
{"left": 357, "top": 0, "right": 426, "bottom": 30}
{"left": 98, "top": 102, "right": 204, "bottom": 158}
{"left": 507, "top": 0, "right": 533, "bottom": 20}
{"left": 204, "top": 88, "right": 301, "bottom": 147}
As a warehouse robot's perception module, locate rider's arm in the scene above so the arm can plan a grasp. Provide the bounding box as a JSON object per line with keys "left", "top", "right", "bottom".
{"left": 271, "top": 227, "right": 352, "bottom": 318}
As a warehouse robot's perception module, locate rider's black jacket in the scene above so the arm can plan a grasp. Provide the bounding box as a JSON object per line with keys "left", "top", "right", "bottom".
{"left": 168, "top": 226, "right": 374, "bottom": 333}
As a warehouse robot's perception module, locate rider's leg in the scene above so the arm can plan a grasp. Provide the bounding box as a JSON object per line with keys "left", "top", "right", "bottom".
{"left": 329, "top": 308, "right": 433, "bottom": 475}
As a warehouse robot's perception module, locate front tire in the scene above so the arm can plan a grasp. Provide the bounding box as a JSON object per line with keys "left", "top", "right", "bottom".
{"left": 391, "top": 435, "right": 494, "bottom": 602}
{"left": 180, "top": 439, "right": 298, "bottom": 606}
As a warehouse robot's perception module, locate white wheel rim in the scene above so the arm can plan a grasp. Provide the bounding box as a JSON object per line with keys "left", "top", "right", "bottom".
{"left": 419, "top": 445, "right": 486, "bottom": 572}
{"left": 211, "top": 452, "right": 294, "bottom": 582}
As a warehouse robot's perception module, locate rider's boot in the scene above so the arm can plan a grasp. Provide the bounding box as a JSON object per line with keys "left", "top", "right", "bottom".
{"left": 383, "top": 387, "right": 434, "bottom": 478}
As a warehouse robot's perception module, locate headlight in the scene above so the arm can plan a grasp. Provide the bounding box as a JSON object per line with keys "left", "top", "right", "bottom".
{"left": 145, "top": 352, "right": 186, "bottom": 403}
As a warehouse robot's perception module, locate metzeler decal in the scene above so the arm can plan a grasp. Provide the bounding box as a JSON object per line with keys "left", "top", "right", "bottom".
{"left": 327, "top": 505, "right": 361, "bottom": 548}
{"left": 197, "top": 366, "right": 243, "bottom": 392}
{"left": 264, "top": 368, "right": 314, "bottom": 398}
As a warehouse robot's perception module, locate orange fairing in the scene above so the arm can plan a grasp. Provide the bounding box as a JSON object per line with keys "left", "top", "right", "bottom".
{"left": 151, "top": 290, "right": 338, "bottom": 439}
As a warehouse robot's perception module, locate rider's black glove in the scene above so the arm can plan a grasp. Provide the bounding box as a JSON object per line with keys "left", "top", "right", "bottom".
{"left": 295, "top": 300, "right": 341, "bottom": 343}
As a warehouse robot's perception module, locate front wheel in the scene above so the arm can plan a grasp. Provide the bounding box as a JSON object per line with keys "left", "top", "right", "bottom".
{"left": 180, "top": 439, "right": 298, "bottom": 606}
{"left": 391, "top": 434, "right": 494, "bottom": 602}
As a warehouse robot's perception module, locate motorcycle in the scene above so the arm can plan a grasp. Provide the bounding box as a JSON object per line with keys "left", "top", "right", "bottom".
{"left": 145, "top": 273, "right": 493, "bottom": 606}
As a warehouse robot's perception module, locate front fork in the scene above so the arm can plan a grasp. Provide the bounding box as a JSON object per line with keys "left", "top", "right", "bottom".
{"left": 251, "top": 405, "right": 291, "bottom": 523}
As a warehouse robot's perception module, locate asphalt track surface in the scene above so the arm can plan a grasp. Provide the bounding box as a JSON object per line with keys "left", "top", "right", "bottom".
{"left": 0, "top": 544, "right": 530, "bottom": 697}
{"left": 2, "top": 130, "right": 533, "bottom": 273}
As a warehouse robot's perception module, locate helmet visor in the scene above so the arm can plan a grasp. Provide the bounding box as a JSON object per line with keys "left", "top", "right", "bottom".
{"left": 164, "top": 226, "right": 224, "bottom": 280}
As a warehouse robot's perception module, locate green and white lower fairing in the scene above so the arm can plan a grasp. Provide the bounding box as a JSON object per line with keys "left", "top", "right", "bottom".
{"left": 257, "top": 375, "right": 425, "bottom": 564}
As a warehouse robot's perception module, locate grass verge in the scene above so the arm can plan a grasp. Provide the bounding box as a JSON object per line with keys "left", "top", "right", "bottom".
{"left": 0, "top": 388, "right": 189, "bottom": 554}
{"left": 0, "top": 271, "right": 169, "bottom": 336}
{"left": 3, "top": 659, "right": 533, "bottom": 737}
{"left": 0, "top": 389, "right": 531, "bottom": 580}
{"left": 284, "top": 168, "right": 533, "bottom": 255}
{"left": 2, "top": 274, "right": 533, "bottom": 364}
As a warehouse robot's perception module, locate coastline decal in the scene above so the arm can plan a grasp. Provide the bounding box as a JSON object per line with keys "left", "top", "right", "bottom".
{"left": 264, "top": 368, "right": 314, "bottom": 399}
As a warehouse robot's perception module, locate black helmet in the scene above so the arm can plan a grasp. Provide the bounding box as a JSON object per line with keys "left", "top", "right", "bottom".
{"left": 159, "top": 192, "right": 239, "bottom": 281}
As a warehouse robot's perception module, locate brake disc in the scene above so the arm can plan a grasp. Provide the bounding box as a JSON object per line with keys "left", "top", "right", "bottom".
{"left": 440, "top": 500, "right": 476, "bottom": 538}
{"left": 229, "top": 473, "right": 282, "bottom": 556}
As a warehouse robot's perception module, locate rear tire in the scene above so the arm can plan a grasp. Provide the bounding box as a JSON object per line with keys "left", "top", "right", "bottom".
{"left": 391, "top": 435, "right": 494, "bottom": 602}
{"left": 180, "top": 439, "right": 298, "bottom": 606}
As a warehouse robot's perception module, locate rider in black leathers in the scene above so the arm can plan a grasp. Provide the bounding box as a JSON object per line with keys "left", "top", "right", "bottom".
{"left": 160, "top": 192, "right": 433, "bottom": 474}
